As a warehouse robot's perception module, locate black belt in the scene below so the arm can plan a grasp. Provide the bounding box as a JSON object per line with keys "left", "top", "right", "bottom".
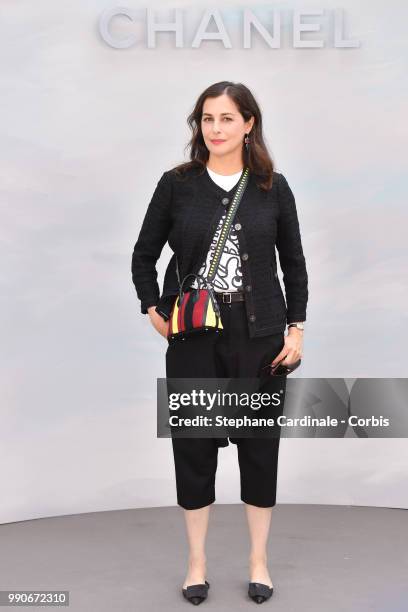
{"left": 215, "top": 290, "right": 245, "bottom": 303}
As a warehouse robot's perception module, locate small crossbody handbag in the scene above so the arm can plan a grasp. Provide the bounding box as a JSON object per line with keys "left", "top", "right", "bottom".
{"left": 167, "top": 166, "right": 250, "bottom": 342}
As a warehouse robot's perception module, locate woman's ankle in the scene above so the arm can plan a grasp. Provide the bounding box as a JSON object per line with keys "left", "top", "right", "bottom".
{"left": 249, "top": 553, "right": 267, "bottom": 565}
{"left": 188, "top": 553, "right": 207, "bottom": 566}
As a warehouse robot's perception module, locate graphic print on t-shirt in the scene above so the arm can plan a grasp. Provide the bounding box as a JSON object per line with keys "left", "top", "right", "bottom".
{"left": 190, "top": 210, "right": 243, "bottom": 292}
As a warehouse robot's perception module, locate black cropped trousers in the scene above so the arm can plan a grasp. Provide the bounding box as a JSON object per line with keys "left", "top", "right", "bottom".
{"left": 165, "top": 299, "right": 286, "bottom": 511}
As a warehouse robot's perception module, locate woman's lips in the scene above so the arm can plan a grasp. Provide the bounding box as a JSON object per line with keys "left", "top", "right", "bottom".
{"left": 211, "top": 139, "right": 226, "bottom": 144}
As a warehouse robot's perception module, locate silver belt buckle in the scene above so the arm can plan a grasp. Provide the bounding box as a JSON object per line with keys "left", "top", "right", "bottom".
{"left": 223, "top": 292, "right": 232, "bottom": 303}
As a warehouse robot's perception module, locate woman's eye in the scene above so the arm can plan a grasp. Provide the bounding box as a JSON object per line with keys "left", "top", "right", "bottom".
{"left": 203, "top": 117, "right": 232, "bottom": 122}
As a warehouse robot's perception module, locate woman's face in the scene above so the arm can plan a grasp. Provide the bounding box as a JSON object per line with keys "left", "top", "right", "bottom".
{"left": 201, "top": 94, "right": 254, "bottom": 159}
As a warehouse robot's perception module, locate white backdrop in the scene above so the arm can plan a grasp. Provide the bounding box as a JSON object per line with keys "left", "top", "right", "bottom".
{"left": 1, "top": 0, "right": 407, "bottom": 524}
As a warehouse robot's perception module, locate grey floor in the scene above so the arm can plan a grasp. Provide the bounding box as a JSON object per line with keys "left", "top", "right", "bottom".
{"left": 1, "top": 504, "right": 407, "bottom": 612}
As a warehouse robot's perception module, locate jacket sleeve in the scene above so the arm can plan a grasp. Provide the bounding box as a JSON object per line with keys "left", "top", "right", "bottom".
{"left": 154, "top": 252, "right": 179, "bottom": 321}
{"left": 131, "top": 171, "right": 172, "bottom": 314}
{"left": 275, "top": 173, "right": 308, "bottom": 323}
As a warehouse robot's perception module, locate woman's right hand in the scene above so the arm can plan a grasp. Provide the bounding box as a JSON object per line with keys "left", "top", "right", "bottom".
{"left": 147, "top": 306, "right": 169, "bottom": 338}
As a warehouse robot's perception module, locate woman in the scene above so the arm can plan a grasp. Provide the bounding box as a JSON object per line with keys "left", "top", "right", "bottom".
{"left": 131, "top": 81, "right": 308, "bottom": 605}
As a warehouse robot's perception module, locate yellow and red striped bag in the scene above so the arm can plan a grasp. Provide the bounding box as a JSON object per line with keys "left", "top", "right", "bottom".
{"left": 167, "top": 274, "right": 223, "bottom": 342}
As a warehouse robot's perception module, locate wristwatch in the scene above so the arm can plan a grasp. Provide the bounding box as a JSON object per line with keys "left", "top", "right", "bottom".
{"left": 288, "top": 322, "right": 305, "bottom": 331}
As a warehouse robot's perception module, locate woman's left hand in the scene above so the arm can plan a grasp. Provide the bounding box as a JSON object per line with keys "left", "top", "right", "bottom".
{"left": 271, "top": 328, "right": 303, "bottom": 368}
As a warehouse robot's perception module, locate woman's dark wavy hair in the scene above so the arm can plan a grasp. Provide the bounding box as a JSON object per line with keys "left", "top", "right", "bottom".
{"left": 173, "top": 81, "right": 275, "bottom": 190}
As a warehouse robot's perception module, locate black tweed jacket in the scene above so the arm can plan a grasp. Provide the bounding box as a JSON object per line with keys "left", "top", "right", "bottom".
{"left": 131, "top": 164, "right": 308, "bottom": 338}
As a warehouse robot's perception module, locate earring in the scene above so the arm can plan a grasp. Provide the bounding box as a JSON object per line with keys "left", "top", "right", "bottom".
{"left": 244, "top": 133, "right": 250, "bottom": 152}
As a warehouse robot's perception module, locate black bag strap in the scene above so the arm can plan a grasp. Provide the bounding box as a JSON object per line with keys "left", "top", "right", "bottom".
{"left": 176, "top": 166, "right": 250, "bottom": 287}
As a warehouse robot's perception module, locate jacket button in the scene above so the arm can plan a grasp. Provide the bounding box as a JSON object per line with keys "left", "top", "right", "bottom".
{"left": 221, "top": 197, "right": 229, "bottom": 206}
{"left": 249, "top": 314, "right": 256, "bottom": 322}
{"left": 245, "top": 284, "right": 252, "bottom": 292}
{"left": 241, "top": 252, "right": 249, "bottom": 261}
{"left": 234, "top": 222, "right": 242, "bottom": 230}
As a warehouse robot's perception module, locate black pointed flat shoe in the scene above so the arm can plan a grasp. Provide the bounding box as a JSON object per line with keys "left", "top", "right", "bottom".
{"left": 182, "top": 580, "right": 210, "bottom": 605}
{"left": 248, "top": 582, "right": 274, "bottom": 603}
